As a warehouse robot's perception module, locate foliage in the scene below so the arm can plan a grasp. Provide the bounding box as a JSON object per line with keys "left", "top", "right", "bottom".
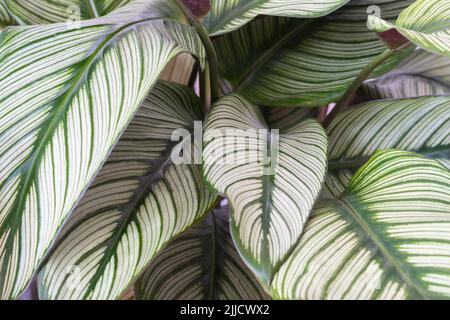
{"left": 0, "top": 0, "right": 448, "bottom": 300}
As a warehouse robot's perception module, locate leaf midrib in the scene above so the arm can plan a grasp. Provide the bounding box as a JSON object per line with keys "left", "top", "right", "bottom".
{"left": 335, "top": 196, "right": 431, "bottom": 299}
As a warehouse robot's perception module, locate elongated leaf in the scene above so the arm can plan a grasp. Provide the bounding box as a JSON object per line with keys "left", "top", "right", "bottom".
{"left": 2, "top": 0, "right": 131, "bottom": 24}
{"left": 203, "top": 94, "right": 328, "bottom": 283}
{"left": 362, "top": 49, "right": 450, "bottom": 99}
{"left": 202, "top": 0, "right": 350, "bottom": 36}
{"left": 370, "top": 0, "right": 450, "bottom": 57}
{"left": 363, "top": 74, "right": 449, "bottom": 99}
{"left": 272, "top": 150, "right": 450, "bottom": 300}
{"left": 214, "top": 0, "right": 414, "bottom": 107}
{"left": 0, "top": 1, "right": 15, "bottom": 27}
{"left": 38, "top": 81, "right": 216, "bottom": 300}
{"left": 326, "top": 96, "right": 450, "bottom": 196}
{"left": 135, "top": 208, "right": 270, "bottom": 300}
{"left": 0, "top": 0, "right": 206, "bottom": 299}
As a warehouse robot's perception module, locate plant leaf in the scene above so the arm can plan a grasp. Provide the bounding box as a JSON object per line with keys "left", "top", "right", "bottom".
{"left": 272, "top": 150, "right": 450, "bottom": 300}
{"left": 202, "top": 0, "right": 350, "bottom": 36}
{"left": 135, "top": 207, "right": 270, "bottom": 300}
{"left": 38, "top": 81, "right": 217, "bottom": 300}
{"left": 214, "top": 0, "right": 414, "bottom": 107}
{"left": 369, "top": 0, "right": 450, "bottom": 57}
{"left": 202, "top": 94, "right": 328, "bottom": 283}
{"left": 0, "top": 0, "right": 206, "bottom": 299}
{"left": 326, "top": 96, "right": 450, "bottom": 196}
{"left": 362, "top": 49, "right": 450, "bottom": 99}
{"left": 0, "top": 1, "right": 13, "bottom": 27}
{"left": 362, "top": 74, "right": 450, "bottom": 99}
{"left": 1, "top": 0, "right": 131, "bottom": 24}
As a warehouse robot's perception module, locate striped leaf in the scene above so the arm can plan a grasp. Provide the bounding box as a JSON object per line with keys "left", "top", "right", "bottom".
{"left": 202, "top": 0, "right": 350, "bottom": 36}
{"left": 363, "top": 74, "right": 450, "bottom": 99}
{"left": 0, "top": 1, "right": 15, "bottom": 27}
{"left": 326, "top": 96, "right": 450, "bottom": 197}
{"left": 135, "top": 208, "right": 270, "bottom": 300}
{"left": 1, "top": 0, "right": 131, "bottom": 24}
{"left": 203, "top": 94, "right": 328, "bottom": 283}
{"left": 272, "top": 150, "right": 450, "bottom": 300}
{"left": 38, "top": 81, "right": 217, "bottom": 300}
{"left": 362, "top": 49, "right": 450, "bottom": 99}
{"left": 214, "top": 0, "right": 414, "bottom": 107}
{"left": 0, "top": 0, "right": 206, "bottom": 300}
{"left": 370, "top": 0, "right": 450, "bottom": 57}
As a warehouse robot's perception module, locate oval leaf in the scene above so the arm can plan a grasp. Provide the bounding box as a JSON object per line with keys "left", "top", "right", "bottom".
{"left": 0, "top": 0, "right": 206, "bottom": 299}
{"left": 202, "top": 0, "right": 350, "bottom": 36}
{"left": 135, "top": 208, "right": 270, "bottom": 300}
{"left": 202, "top": 94, "right": 328, "bottom": 283}
{"left": 272, "top": 150, "right": 450, "bottom": 300}
{"left": 214, "top": 0, "right": 414, "bottom": 107}
{"left": 326, "top": 96, "right": 450, "bottom": 196}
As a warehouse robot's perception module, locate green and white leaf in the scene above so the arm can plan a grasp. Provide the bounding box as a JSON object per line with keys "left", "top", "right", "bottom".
{"left": 0, "top": 0, "right": 16, "bottom": 27}
{"left": 1, "top": 0, "right": 131, "bottom": 24}
{"left": 272, "top": 150, "right": 450, "bottom": 300}
{"left": 203, "top": 94, "right": 328, "bottom": 283}
{"left": 214, "top": 0, "right": 414, "bottom": 107}
{"left": 0, "top": 0, "right": 206, "bottom": 300}
{"left": 369, "top": 0, "right": 450, "bottom": 57}
{"left": 38, "top": 81, "right": 217, "bottom": 300}
{"left": 362, "top": 49, "right": 450, "bottom": 99}
{"left": 135, "top": 208, "right": 270, "bottom": 300}
{"left": 363, "top": 74, "right": 449, "bottom": 99}
{"left": 326, "top": 96, "right": 450, "bottom": 197}
{"left": 202, "top": 0, "right": 350, "bottom": 36}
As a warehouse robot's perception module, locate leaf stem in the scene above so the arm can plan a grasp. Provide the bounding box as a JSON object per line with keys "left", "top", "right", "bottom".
{"left": 324, "top": 48, "right": 398, "bottom": 127}
{"left": 189, "top": 17, "right": 221, "bottom": 106}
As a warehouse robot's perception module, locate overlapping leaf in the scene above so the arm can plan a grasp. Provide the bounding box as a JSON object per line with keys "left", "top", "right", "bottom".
{"left": 362, "top": 49, "right": 450, "bottom": 99}
{"left": 0, "top": 0, "right": 206, "bottom": 299}
{"left": 370, "top": 0, "right": 450, "bottom": 57}
{"left": 135, "top": 208, "right": 270, "bottom": 300}
{"left": 1, "top": 0, "right": 131, "bottom": 24}
{"left": 326, "top": 96, "right": 450, "bottom": 197}
{"left": 203, "top": 94, "right": 328, "bottom": 283}
{"left": 214, "top": 0, "right": 414, "bottom": 107}
{"left": 202, "top": 0, "right": 350, "bottom": 36}
{"left": 272, "top": 150, "right": 450, "bottom": 300}
{"left": 0, "top": 0, "right": 16, "bottom": 27}
{"left": 38, "top": 81, "right": 216, "bottom": 300}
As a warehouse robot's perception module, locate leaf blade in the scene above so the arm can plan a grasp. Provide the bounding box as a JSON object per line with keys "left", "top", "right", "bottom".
{"left": 202, "top": 94, "right": 328, "bottom": 283}
{"left": 272, "top": 150, "right": 450, "bottom": 300}
{"left": 0, "top": 0, "right": 206, "bottom": 299}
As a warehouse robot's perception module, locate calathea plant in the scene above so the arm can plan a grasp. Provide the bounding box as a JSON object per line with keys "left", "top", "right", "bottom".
{"left": 0, "top": 0, "right": 449, "bottom": 300}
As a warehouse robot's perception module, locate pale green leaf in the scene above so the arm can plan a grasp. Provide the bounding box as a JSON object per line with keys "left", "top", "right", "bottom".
{"left": 272, "top": 150, "right": 450, "bottom": 300}
{"left": 214, "top": 0, "right": 414, "bottom": 107}
{"left": 202, "top": 0, "right": 350, "bottom": 36}
{"left": 1, "top": 0, "right": 131, "bottom": 24}
{"left": 369, "top": 0, "right": 450, "bottom": 57}
{"left": 0, "top": 0, "right": 206, "bottom": 299}
{"left": 362, "top": 49, "right": 450, "bottom": 99}
{"left": 37, "top": 81, "right": 217, "bottom": 300}
{"left": 0, "top": 0, "right": 15, "bottom": 27}
{"left": 326, "top": 97, "right": 450, "bottom": 196}
{"left": 135, "top": 208, "right": 270, "bottom": 300}
{"left": 202, "top": 94, "right": 328, "bottom": 283}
